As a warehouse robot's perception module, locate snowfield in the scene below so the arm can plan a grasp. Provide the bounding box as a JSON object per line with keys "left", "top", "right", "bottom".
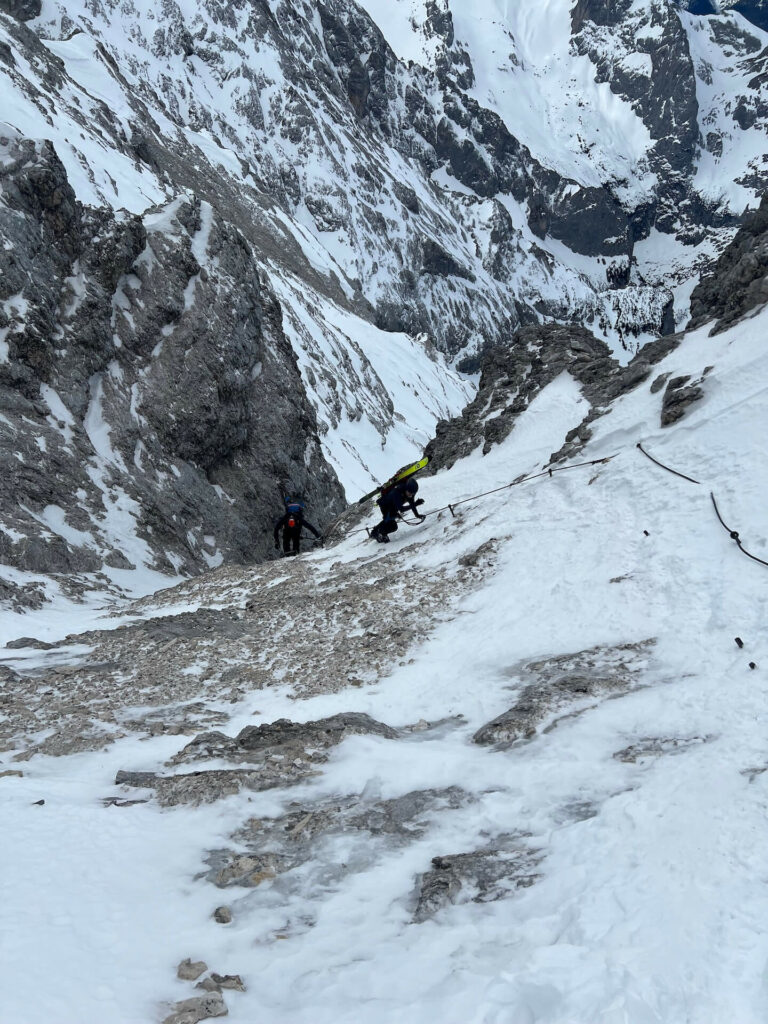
{"left": 2, "top": 301, "right": 768, "bottom": 1023}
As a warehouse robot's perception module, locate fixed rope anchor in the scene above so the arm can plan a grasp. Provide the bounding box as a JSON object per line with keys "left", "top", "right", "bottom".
{"left": 448, "top": 504, "right": 456, "bottom": 517}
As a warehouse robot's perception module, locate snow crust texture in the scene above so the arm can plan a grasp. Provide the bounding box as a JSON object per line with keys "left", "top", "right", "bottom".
{"left": 2, "top": 1, "right": 768, "bottom": 1018}
{"left": 2, "top": 0, "right": 768, "bottom": 600}
{"left": 3, "top": 284, "right": 768, "bottom": 1021}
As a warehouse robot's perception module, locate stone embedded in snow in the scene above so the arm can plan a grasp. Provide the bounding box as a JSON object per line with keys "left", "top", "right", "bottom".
{"left": 660, "top": 374, "right": 705, "bottom": 426}
{"left": 5, "top": 637, "right": 55, "bottom": 650}
{"left": 162, "top": 993, "right": 227, "bottom": 1023}
{"left": 207, "top": 787, "right": 469, "bottom": 891}
{"left": 473, "top": 640, "right": 656, "bottom": 745}
{"left": 457, "top": 539, "right": 498, "bottom": 568}
{"left": 412, "top": 841, "right": 542, "bottom": 923}
{"left": 613, "top": 736, "right": 714, "bottom": 763}
{"left": 171, "top": 713, "right": 399, "bottom": 766}
{"left": 209, "top": 974, "right": 246, "bottom": 992}
{"left": 154, "top": 768, "right": 319, "bottom": 808}
{"left": 133, "top": 714, "right": 401, "bottom": 806}
{"left": 208, "top": 853, "right": 282, "bottom": 889}
{"left": 115, "top": 771, "right": 158, "bottom": 788}
{"left": 176, "top": 959, "right": 208, "bottom": 982}
{"left": 212, "top": 907, "right": 232, "bottom": 925}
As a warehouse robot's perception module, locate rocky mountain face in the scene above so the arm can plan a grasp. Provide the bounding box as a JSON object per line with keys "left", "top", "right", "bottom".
{"left": 427, "top": 175, "right": 768, "bottom": 472}
{"left": 689, "top": 190, "right": 768, "bottom": 329}
{"left": 1, "top": 0, "right": 767, "bottom": 602}
{"left": 698, "top": 1, "right": 768, "bottom": 33}
{"left": 0, "top": 128, "right": 344, "bottom": 601}
{"left": 4, "top": 0, "right": 767, "bottom": 350}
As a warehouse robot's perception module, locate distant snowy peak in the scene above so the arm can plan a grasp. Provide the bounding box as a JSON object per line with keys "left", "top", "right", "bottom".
{"left": 2, "top": 0, "right": 764, "bottom": 355}
{"left": 359, "top": 0, "right": 768, "bottom": 225}
{"left": 686, "top": 0, "right": 768, "bottom": 33}
{"left": 355, "top": 0, "right": 768, "bottom": 327}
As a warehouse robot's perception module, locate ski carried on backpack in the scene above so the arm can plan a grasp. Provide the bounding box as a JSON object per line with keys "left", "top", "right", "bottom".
{"left": 357, "top": 457, "right": 429, "bottom": 504}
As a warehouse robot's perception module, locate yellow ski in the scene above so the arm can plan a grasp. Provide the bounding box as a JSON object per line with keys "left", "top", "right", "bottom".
{"left": 358, "top": 457, "right": 429, "bottom": 504}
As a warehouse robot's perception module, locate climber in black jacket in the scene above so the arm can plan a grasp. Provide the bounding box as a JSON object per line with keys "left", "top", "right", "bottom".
{"left": 370, "top": 477, "right": 424, "bottom": 543}
{"left": 274, "top": 499, "right": 322, "bottom": 556}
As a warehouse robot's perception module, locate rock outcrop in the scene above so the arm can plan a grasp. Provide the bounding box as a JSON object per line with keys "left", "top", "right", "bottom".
{"left": 0, "top": 130, "right": 344, "bottom": 585}
{"left": 425, "top": 323, "right": 683, "bottom": 470}
{"left": 688, "top": 192, "right": 768, "bottom": 333}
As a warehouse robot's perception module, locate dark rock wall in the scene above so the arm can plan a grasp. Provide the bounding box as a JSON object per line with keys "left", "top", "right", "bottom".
{"left": 0, "top": 131, "right": 344, "bottom": 582}
{"left": 425, "top": 323, "right": 681, "bottom": 470}
{"left": 688, "top": 191, "right": 768, "bottom": 332}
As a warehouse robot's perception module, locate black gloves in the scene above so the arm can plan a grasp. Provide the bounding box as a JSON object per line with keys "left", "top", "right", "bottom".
{"left": 415, "top": 498, "right": 425, "bottom": 507}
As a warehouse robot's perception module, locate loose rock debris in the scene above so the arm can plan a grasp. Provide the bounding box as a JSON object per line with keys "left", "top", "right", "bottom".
{"left": 0, "top": 533, "right": 698, "bottom": 1021}
{"left": 473, "top": 639, "right": 656, "bottom": 745}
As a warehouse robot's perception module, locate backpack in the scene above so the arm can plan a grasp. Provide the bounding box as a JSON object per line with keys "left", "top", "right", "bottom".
{"left": 285, "top": 499, "right": 305, "bottom": 529}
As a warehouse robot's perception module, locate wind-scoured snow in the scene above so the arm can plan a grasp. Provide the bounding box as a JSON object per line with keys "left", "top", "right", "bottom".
{"left": 3, "top": 302, "right": 768, "bottom": 1022}
{"left": 685, "top": 7, "right": 768, "bottom": 210}
{"left": 452, "top": 0, "right": 656, "bottom": 198}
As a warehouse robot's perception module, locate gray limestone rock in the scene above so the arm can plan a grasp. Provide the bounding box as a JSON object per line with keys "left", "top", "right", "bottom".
{"left": 412, "top": 840, "right": 542, "bottom": 922}
{"left": 115, "top": 771, "right": 159, "bottom": 788}
{"left": 207, "top": 786, "right": 468, "bottom": 890}
{"left": 613, "top": 735, "right": 713, "bottom": 763}
{"left": 162, "top": 993, "right": 227, "bottom": 1023}
{"left": 172, "top": 713, "right": 399, "bottom": 767}
{"left": 0, "top": 0, "right": 41, "bottom": 19}
{"left": 0, "top": 131, "right": 345, "bottom": 589}
{"left": 661, "top": 375, "right": 705, "bottom": 426}
{"left": 209, "top": 974, "right": 245, "bottom": 992}
{"left": 5, "top": 637, "right": 54, "bottom": 650}
{"left": 689, "top": 192, "right": 768, "bottom": 333}
{"left": 474, "top": 640, "right": 656, "bottom": 746}
{"left": 425, "top": 323, "right": 676, "bottom": 471}
{"left": 177, "top": 960, "right": 208, "bottom": 982}
{"left": 114, "top": 715, "right": 400, "bottom": 807}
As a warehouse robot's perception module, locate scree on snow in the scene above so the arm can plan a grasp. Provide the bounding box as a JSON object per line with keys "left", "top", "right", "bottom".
{"left": 1, "top": 0, "right": 768, "bottom": 1022}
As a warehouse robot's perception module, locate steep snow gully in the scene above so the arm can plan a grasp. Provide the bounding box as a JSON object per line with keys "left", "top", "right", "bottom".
{"left": 2, "top": 300, "right": 768, "bottom": 1023}
{"left": 2, "top": 0, "right": 768, "bottom": 1021}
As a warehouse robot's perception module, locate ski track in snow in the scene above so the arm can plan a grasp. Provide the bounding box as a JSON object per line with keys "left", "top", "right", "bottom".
{"left": 2, "top": 306, "right": 768, "bottom": 1023}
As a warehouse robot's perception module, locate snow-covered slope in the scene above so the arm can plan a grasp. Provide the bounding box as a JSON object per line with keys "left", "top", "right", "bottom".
{"left": 3, "top": 0, "right": 768, "bottom": 603}
{"left": 3, "top": 279, "right": 768, "bottom": 1022}
{"left": 4, "top": 0, "right": 767, "bottom": 364}
{"left": 3, "top": 1, "right": 768, "bottom": 1018}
